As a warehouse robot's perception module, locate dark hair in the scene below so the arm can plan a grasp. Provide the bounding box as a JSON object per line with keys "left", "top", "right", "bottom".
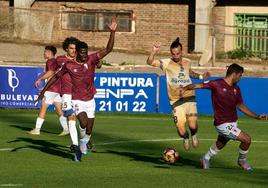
{"left": 62, "top": 37, "right": 79, "bottom": 51}
{"left": 45, "top": 45, "right": 57, "bottom": 56}
{"left": 76, "top": 41, "right": 88, "bottom": 52}
{"left": 170, "top": 37, "right": 183, "bottom": 49}
{"left": 226, "top": 63, "right": 244, "bottom": 76}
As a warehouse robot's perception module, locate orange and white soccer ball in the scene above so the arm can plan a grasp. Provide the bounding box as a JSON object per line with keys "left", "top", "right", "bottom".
{"left": 162, "top": 148, "right": 179, "bottom": 164}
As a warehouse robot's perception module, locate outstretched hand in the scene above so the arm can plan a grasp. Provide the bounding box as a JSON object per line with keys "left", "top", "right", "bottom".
{"left": 202, "top": 72, "right": 210, "bottom": 80}
{"left": 34, "top": 79, "right": 41, "bottom": 88}
{"left": 107, "top": 17, "right": 117, "bottom": 31}
{"left": 178, "top": 85, "right": 185, "bottom": 97}
{"left": 152, "top": 42, "right": 160, "bottom": 53}
{"left": 258, "top": 114, "right": 268, "bottom": 120}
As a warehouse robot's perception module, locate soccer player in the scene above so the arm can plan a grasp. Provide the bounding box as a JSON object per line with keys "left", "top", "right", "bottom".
{"left": 147, "top": 37, "right": 210, "bottom": 151}
{"left": 37, "top": 18, "right": 117, "bottom": 157}
{"left": 34, "top": 38, "right": 82, "bottom": 160}
{"left": 182, "top": 63, "right": 267, "bottom": 171}
{"left": 29, "top": 46, "right": 69, "bottom": 136}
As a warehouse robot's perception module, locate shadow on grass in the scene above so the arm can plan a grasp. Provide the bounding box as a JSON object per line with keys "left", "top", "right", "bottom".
{"left": 9, "top": 124, "right": 58, "bottom": 135}
{"left": 94, "top": 149, "right": 201, "bottom": 169}
{"left": 8, "top": 137, "right": 74, "bottom": 160}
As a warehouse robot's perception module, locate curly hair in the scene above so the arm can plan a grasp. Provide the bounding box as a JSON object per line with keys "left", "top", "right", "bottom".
{"left": 76, "top": 41, "right": 88, "bottom": 52}
{"left": 62, "top": 37, "right": 80, "bottom": 51}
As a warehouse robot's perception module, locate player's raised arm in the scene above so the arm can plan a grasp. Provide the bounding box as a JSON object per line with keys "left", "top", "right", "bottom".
{"left": 237, "top": 103, "right": 268, "bottom": 120}
{"left": 147, "top": 43, "right": 161, "bottom": 66}
{"left": 97, "top": 17, "right": 117, "bottom": 60}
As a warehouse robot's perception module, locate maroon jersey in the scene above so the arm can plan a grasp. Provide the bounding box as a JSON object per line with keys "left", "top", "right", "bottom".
{"left": 45, "top": 58, "right": 61, "bottom": 93}
{"left": 58, "top": 53, "right": 99, "bottom": 101}
{"left": 202, "top": 79, "right": 243, "bottom": 126}
{"left": 56, "top": 55, "right": 73, "bottom": 95}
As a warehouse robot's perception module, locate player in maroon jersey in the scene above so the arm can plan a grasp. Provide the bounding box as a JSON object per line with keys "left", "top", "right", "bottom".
{"left": 29, "top": 46, "right": 69, "bottom": 136}
{"left": 182, "top": 63, "right": 267, "bottom": 171}
{"left": 36, "top": 18, "right": 117, "bottom": 158}
{"left": 34, "top": 38, "right": 82, "bottom": 161}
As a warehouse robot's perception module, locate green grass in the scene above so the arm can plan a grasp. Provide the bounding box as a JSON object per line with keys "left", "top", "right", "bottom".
{"left": 0, "top": 109, "right": 268, "bottom": 187}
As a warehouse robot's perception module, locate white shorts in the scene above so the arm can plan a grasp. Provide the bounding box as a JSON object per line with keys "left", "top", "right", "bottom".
{"left": 72, "top": 98, "right": 96, "bottom": 118}
{"left": 62, "top": 94, "right": 73, "bottom": 111}
{"left": 215, "top": 122, "right": 241, "bottom": 140}
{"left": 43, "top": 91, "right": 62, "bottom": 105}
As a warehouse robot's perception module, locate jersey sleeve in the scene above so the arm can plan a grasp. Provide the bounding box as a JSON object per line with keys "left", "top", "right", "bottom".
{"left": 46, "top": 59, "right": 58, "bottom": 71}
{"left": 201, "top": 80, "right": 215, "bottom": 90}
{"left": 88, "top": 52, "right": 100, "bottom": 65}
{"left": 56, "top": 62, "right": 68, "bottom": 77}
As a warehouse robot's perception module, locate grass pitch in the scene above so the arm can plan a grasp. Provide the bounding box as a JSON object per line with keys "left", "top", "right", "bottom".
{"left": 0, "top": 109, "right": 268, "bottom": 187}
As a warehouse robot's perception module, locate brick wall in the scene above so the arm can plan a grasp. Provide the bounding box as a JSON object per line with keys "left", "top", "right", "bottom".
{"left": 0, "top": 0, "right": 11, "bottom": 38}
{"left": 30, "top": 1, "right": 189, "bottom": 53}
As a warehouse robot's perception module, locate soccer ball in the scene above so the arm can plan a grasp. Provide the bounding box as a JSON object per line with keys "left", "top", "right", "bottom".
{"left": 162, "top": 148, "right": 179, "bottom": 164}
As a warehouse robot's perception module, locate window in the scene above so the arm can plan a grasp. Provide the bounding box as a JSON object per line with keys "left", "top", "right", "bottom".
{"left": 61, "top": 11, "right": 132, "bottom": 32}
{"left": 235, "top": 14, "right": 268, "bottom": 58}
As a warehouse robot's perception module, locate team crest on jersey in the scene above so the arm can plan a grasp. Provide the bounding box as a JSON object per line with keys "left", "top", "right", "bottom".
{"left": 234, "top": 89, "right": 237, "bottom": 95}
{"left": 223, "top": 88, "right": 227, "bottom": 92}
{"left": 178, "top": 73, "right": 185, "bottom": 80}
{"left": 74, "top": 69, "right": 78, "bottom": 72}
{"left": 84, "top": 64, "right": 88, "bottom": 69}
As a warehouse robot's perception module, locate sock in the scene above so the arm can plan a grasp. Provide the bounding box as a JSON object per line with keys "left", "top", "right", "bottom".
{"left": 79, "top": 126, "right": 86, "bottom": 139}
{"left": 35, "top": 117, "right": 44, "bottom": 130}
{"left": 204, "top": 144, "right": 220, "bottom": 161}
{"left": 59, "top": 116, "right": 68, "bottom": 131}
{"left": 238, "top": 148, "right": 248, "bottom": 160}
{"left": 180, "top": 131, "right": 189, "bottom": 139}
{"left": 192, "top": 134, "right": 197, "bottom": 140}
{"left": 190, "top": 127, "right": 197, "bottom": 136}
{"left": 68, "top": 120, "right": 78, "bottom": 146}
{"left": 81, "top": 134, "right": 91, "bottom": 142}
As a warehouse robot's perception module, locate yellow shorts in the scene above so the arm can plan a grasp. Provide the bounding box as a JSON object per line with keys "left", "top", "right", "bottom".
{"left": 172, "top": 102, "right": 198, "bottom": 127}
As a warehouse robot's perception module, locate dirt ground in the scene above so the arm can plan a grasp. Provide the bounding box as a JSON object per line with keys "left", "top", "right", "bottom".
{"left": 0, "top": 41, "right": 268, "bottom": 78}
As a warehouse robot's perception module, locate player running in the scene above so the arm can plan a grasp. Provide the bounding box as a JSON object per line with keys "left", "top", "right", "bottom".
{"left": 36, "top": 18, "right": 117, "bottom": 157}
{"left": 182, "top": 63, "right": 267, "bottom": 171}
{"left": 147, "top": 37, "right": 210, "bottom": 151}
{"left": 29, "top": 46, "right": 69, "bottom": 136}
{"left": 34, "top": 38, "right": 81, "bottom": 161}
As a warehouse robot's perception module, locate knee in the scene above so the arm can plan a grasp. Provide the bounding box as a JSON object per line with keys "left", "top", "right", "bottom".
{"left": 68, "top": 115, "right": 76, "bottom": 121}
{"left": 176, "top": 126, "right": 188, "bottom": 139}
{"left": 216, "top": 141, "right": 226, "bottom": 150}
{"left": 244, "top": 135, "right": 251, "bottom": 145}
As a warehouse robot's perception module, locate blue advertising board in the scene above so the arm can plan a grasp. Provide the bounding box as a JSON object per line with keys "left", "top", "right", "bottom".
{"left": 94, "top": 73, "right": 158, "bottom": 112}
{"left": 238, "top": 77, "right": 268, "bottom": 115}
{"left": 0, "top": 66, "right": 44, "bottom": 108}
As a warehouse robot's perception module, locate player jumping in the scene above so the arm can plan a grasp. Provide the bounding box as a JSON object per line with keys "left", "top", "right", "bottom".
{"left": 147, "top": 37, "right": 210, "bottom": 151}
